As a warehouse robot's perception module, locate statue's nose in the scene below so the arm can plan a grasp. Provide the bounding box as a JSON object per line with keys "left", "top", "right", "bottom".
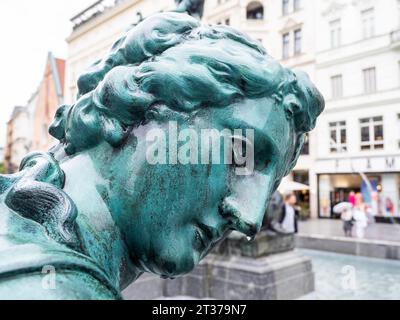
{"left": 235, "top": 218, "right": 259, "bottom": 239}
{"left": 219, "top": 197, "right": 263, "bottom": 238}
{"left": 219, "top": 172, "right": 276, "bottom": 237}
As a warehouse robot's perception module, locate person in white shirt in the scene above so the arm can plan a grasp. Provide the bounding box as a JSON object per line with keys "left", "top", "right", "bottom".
{"left": 353, "top": 193, "right": 368, "bottom": 239}
{"left": 280, "top": 193, "right": 299, "bottom": 234}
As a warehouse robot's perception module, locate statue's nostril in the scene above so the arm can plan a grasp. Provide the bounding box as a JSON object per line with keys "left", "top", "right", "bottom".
{"left": 219, "top": 198, "right": 260, "bottom": 237}
{"left": 235, "top": 220, "right": 258, "bottom": 238}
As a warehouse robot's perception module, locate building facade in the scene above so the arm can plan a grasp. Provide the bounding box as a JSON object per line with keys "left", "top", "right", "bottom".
{"left": 0, "top": 146, "right": 4, "bottom": 174}
{"left": 314, "top": 0, "right": 400, "bottom": 219}
{"left": 4, "top": 106, "right": 31, "bottom": 173}
{"left": 64, "top": 0, "right": 400, "bottom": 219}
{"left": 65, "top": 0, "right": 177, "bottom": 104}
{"left": 32, "top": 52, "right": 65, "bottom": 151}
{"left": 4, "top": 52, "right": 65, "bottom": 173}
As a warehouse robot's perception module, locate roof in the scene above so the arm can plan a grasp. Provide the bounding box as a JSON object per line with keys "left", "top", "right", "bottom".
{"left": 8, "top": 106, "right": 28, "bottom": 122}
{"left": 55, "top": 58, "right": 66, "bottom": 95}
{"left": 47, "top": 52, "right": 65, "bottom": 104}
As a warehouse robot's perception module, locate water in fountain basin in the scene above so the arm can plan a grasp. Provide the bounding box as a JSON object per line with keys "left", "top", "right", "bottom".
{"left": 299, "top": 249, "right": 400, "bottom": 300}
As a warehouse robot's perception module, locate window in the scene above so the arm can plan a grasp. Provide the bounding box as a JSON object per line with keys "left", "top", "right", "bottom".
{"left": 282, "top": 33, "right": 290, "bottom": 59}
{"left": 293, "top": 0, "right": 301, "bottom": 12}
{"left": 398, "top": 0, "right": 400, "bottom": 26}
{"left": 361, "top": 8, "right": 375, "bottom": 39}
{"left": 363, "top": 67, "right": 377, "bottom": 93}
{"left": 294, "top": 29, "right": 302, "bottom": 55}
{"left": 293, "top": 170, "right": 309, "bottom": 185}
{"left": 330, "top": 19, "right": 341, "bottom": 48}
{"left": 360, "top": 117, "right": 384, "bottom": 150}
{"left": 331, "top": 75, "right": 343, "bottom": 99}
{"left": 397, "top": 113, "right": 400, "bottom": 149}
{"left": 282, "top": 29, "right": 301, "bottom": 58}
{"left": 399, "top": 61, "right": 400, "bottom": 86}
{"left": 282, "top": 0, "right": 290, "bottom": 15}
{"left": 329, "top": 121, "right": 347, "bottom": 153}
{"left": 247, "top": 1, "right": 264, "bottom": 20}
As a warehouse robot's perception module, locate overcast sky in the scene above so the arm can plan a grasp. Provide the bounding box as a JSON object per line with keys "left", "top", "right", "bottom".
{"left": 0, "top": 0, "right": 95, "bottom": 147}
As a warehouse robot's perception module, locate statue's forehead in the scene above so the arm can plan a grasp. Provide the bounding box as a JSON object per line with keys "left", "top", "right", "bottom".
{"left": 216, "top": 98, "right": 291, "bottom": 148}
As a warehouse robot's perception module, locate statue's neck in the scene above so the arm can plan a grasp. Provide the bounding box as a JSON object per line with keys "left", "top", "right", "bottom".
{"left": 59, "top": 152, "right": 142, "bottom": 290}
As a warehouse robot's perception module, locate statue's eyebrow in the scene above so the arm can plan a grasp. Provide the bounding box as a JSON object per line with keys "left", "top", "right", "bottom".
{"left": 225, "top": 120, "right": 281, "bottom": 170}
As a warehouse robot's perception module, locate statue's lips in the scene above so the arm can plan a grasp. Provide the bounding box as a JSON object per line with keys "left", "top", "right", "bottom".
{"left": 195, "top": 223, "right": 221, "bottom": 256}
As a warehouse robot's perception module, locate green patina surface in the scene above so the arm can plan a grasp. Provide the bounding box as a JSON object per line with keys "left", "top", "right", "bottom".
{"left": 174, "top": 0, "right": 205, "bottom": 19}
{"left": 0, "top": 11, "right": 324, "bottom": 299}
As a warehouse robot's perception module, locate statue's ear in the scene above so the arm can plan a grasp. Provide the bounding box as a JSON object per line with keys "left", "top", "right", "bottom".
{"left": 283, "top": 94, "right": 302, "bottom": 121}
{"left": 49, "top": 104, "right": 71, "bottom": 141}
{"left": 101, "top": 116, "right": 130, "bottom": 148}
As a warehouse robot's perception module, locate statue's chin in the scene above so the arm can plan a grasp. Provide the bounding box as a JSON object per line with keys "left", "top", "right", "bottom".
{"left": 144, "top": 254, "right": 197, "bottom": 279}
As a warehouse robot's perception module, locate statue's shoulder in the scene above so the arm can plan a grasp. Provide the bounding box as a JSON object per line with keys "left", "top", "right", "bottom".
{"left": 0, "top": 269, "right": 118, "bottom": 300}
{"left": 0, "top": 152, "right": 78, "bottom": 247}
{"left": 0, "top": 152, "right": 121, "bottom": 300}
{"left": 0, "top": 204, "right": 120, "bottom": 299}
{"left": 0, "top": 201, "right": 120, "bottom": 299}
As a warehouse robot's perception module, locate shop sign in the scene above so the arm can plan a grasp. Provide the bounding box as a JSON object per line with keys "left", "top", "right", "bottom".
{"left": 316, "top": 156, "right": 400, "bottom": 174}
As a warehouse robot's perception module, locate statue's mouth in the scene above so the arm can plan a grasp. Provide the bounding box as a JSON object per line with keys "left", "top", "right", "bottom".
{"left": 195, "top": 223, "right": 226, "bottom": 260}
{"left": 194, "top": 224, "right": 212, "bottom": 254}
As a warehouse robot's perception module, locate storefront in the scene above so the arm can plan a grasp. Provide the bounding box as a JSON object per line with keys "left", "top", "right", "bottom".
{"left": 315, "top": 156, "right": 400, "bottom": 220}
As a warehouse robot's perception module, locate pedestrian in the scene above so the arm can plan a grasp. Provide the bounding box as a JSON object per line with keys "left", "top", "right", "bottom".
{"left": 353, "top": 193, "right": 368, "bottom": 239}
{"left": 280, "top": 193, "right": 299, "bottom": 234}
{"left": 348, "top": 191, "right": 356, "bottom": 208}
{"left": 385, "top": 197, "right": 394, "bottom": 216}
{"left": 341, "top": 208, "right": 353, "bottom": 237}
{"left": 369, "top": 191, "right": 379, "bottom": 220}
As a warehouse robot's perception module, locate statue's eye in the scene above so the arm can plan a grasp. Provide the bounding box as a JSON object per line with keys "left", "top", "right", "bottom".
{"left": 231, "top": 136, "right": 251, "bottom": 168}
{"left": 253, "top": 137, "right": 276, "bottom": 174}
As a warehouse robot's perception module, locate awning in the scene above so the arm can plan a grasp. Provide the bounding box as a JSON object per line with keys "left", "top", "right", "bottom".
{"left": 278, "top": 177, "right": 310, "bottom": 193}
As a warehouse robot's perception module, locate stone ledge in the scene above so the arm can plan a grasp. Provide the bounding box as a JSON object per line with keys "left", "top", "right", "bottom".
{"left": 296, "top": 234, "right": 400, "bottom": 260}
{"left": 164, "top": 250, "right": 314, "bottom": 300}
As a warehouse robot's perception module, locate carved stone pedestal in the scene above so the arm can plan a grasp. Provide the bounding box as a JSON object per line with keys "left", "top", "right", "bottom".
{"left": 162, "top": 232, "right": 315, "bottom": 300}
{"left": 215, "top": 230, "right": 296, "bottom": 257}
{"left": 124, "top": 231, "right": 315, "bottom": 300}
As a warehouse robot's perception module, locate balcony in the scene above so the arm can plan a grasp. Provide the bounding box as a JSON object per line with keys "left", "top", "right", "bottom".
{"left": 390, "top": 29, "right": 400, "bottom": 49}
{"left": 71, "top": 0, "right": 126, "bottom": 30}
